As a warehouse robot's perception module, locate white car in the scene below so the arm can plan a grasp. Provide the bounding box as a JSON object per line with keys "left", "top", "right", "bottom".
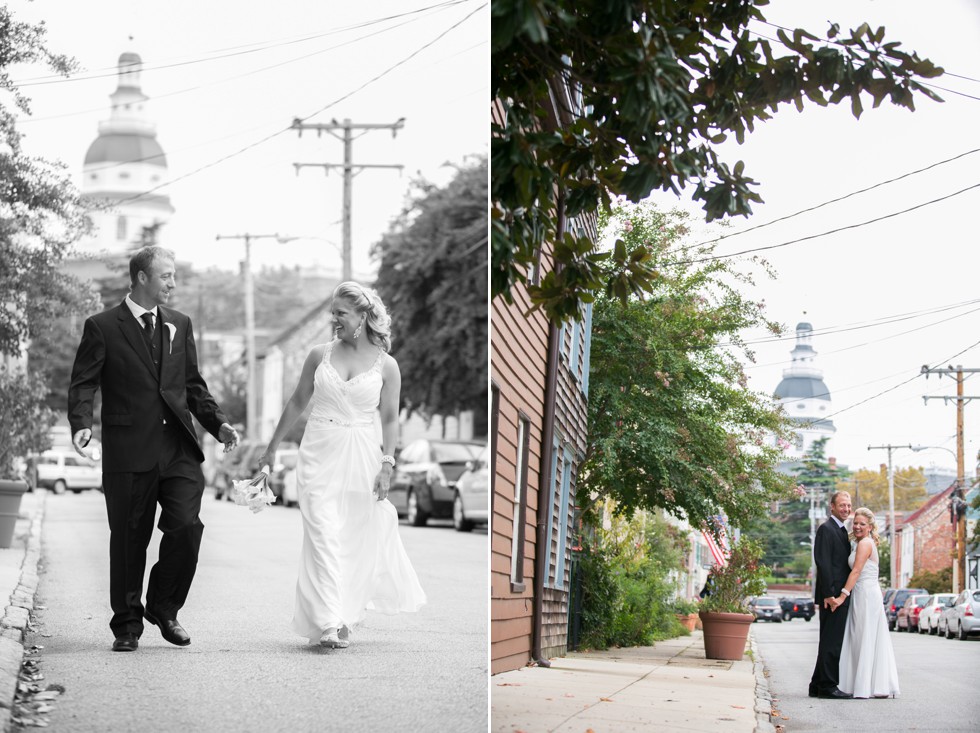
{"left": 30, "top": 450, "right": 102, "bottom": 494}
{"left": 917, "top": 593, "right": 957, "bottom": 634}
{"left": 453, "top": 444, "right": 488, "bottom": 532}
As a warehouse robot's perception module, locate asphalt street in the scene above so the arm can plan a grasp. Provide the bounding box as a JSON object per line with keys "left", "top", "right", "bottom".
{"left": 752, "top": 605, "right": 980, "bottom": 731}
{"left": 24, "top": 489, "right": 488, "bottom": 732}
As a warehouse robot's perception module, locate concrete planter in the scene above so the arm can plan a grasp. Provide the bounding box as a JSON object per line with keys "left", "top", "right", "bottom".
{"left": 0, "top": 479, "right": 28, "bottom": 549}
{"left": 698, "top": 610, "right": 754, "bottom": 660}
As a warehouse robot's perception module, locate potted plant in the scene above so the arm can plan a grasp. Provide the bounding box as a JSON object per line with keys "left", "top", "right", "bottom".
{"left": 670, "top": 597, "right": 700, "bottom": 632}
{"left": 698, "top": 536, "right": 769, "bottom": 660}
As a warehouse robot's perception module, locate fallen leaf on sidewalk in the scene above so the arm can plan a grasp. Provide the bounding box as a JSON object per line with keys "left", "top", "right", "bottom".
{"left": 730, "top": 705, "right": 745, "bottom": 709}
{"left": 563, "top": 694, "right": 575, "bottom": 698}
{"left": 496, "top": 683, "right": 522, "bottom": 687}
{"left": 599, "top": 697, "right": 614, "bottom": 702}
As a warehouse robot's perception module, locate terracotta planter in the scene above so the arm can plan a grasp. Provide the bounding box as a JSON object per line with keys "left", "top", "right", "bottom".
{"left": 0, "top": 479, "right": 28, "bottom": 549}
{"left": 698, "top": 610, "right": 754, "bottom": 660}
{"left": 675, "top": 613, "right": 698, "bottom": 632}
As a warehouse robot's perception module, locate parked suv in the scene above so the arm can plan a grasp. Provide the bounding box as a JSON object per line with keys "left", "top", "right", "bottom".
{"left": 779, "top": 597, "right": 815, "bottom": 621}
{"left": 749, "top": 596, "right": 782, "bottom": 622}
{"left": 885, "top": 588, "right": 927, "bottom": 630}
{"left": 388, "top": 439, "right": 482, "bottom": 526}
{"left": 28, "top": 450, "right": 102, "bottom": 494}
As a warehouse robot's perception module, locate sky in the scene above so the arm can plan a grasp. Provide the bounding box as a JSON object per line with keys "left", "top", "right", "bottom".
{"left": 9, "top": 0, "right": 488, "bottom": 280}
{"left": 644, "top": 0, "right": 980, "bottom": 476}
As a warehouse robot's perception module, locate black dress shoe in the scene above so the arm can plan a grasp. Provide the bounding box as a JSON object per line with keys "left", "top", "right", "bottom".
{"left": 144, "top": 608, "right": 191, "bottom": 646}
{"left": 818, "top": 688, "right": 853, "bottom": 699}
{"left": 112, "top": 633, "right": 139, "bottom": 652}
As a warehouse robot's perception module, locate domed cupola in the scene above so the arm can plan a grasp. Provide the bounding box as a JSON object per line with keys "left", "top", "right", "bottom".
{"left": 774, "top": 322, "right": 836, "bottom": 456}
{"left": 80, "top": 51, "right": 174, "bottom": 254}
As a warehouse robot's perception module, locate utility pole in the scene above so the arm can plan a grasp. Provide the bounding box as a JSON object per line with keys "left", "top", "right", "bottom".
{"left": 291, "top": 117, "right": 405, "bottom": 281}
{"left": 868, "top": 443, "right": 912, "bottom": 587}
{"left": 215, "top": 233, "right": 292, "bottom": 441}
{"left": 922, "top": 364, "right": 980, "bottom": 592}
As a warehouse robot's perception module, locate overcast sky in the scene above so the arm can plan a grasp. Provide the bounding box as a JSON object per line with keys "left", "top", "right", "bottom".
{"left": 644, "top": 0, "right": 980, "bottom": 476}
{"left": 10, "top": 0, "right": 487, "bottom": 280}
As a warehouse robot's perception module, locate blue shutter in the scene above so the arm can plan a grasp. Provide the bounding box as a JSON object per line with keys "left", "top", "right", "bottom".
{"left": 544, "top": 436, "right": 560, "bottom": 587}
{"left": 554, "top": 447, "right": 574, "bottom": 589}
{"left": 569, "top": 315, "right": 580, "bottom": 379}
{"left": 580, "top": 303, "right": 592, "bottom": 396}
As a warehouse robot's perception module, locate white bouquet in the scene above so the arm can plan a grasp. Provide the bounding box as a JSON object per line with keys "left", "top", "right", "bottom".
{"left": 231, "top": 469, "right": 277, "bottom": 513}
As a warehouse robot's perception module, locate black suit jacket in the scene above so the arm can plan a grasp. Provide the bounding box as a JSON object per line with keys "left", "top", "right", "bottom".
{"left": 68, "top": 301, "right": 227, "bottom": 473}
{"left": 813, "top": 517, "right": 851, "bottom": 602}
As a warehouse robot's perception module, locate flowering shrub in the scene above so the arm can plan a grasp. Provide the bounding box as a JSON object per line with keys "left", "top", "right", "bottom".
{"left": 698, "top": 537, "right": 769, "bottom": 614}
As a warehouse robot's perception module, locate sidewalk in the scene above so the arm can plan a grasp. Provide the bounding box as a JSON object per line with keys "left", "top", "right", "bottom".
{"left": 492, "top": 631, "right": 776, "bottom": 733}
{"left": 0, "top": 490, "right": 45, "bottom": 732}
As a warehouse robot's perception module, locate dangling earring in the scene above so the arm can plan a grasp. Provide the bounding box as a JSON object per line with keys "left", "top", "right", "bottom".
{"left": 353, "top": 319, "right": 363, "bottom": 340}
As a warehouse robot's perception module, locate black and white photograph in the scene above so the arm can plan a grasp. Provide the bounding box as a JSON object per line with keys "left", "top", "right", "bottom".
{"left": 0, "top": 1, "right": 488, "bottom": 730}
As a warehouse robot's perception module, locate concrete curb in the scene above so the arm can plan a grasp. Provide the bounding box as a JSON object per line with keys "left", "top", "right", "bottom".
{"left": 750, "top": 631, "right": 777, "bottom": 733}
{"left": 0, "top": 491, "right": 46, "bottom": 733}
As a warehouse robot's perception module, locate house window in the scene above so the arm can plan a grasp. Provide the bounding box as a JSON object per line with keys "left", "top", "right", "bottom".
{"left": 510, "top": 414, "right": 531, "bottom": 592}
{"left": 580, "top": 303, "right": 593, "bottom": 396}
{"left": 490, "top": 384, "right": 499, "bottom": 517}
{"left": 116, "top": 216, "right": 127, "bottom": 241}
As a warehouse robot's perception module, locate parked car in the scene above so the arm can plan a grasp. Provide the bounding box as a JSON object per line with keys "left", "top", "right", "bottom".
{"left": 885, "top": 588, "right": 927, "bottom": 630}
{"left": 938, "top": 602, "right": 957, "bottom": 638}
{"left": 779, "top": 597, "right": 815, "bottom": 621}
{"left": 749, "top": 596, "right": 782, "bottom": 622}
{"left": 388, "top": 439, "right": 482, "bottom": 526}
{"left": 452, "top": 443, "right": 488, "bottom": 532}
{"left": 943, "top": 588, "right": 980, "bottom": 641}
{"left": 28, "top": 449, "right": 102, "bottom": 494}
{"left": 917, "top": 593, "right": 957, "bottom": 634}
{"left": 895, "top": 593, "right": 930, "bottom": 632}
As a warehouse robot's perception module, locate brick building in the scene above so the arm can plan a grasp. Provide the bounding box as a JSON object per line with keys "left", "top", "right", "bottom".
{"left": 895, "top": 483, "right": 955, "bottom": 587}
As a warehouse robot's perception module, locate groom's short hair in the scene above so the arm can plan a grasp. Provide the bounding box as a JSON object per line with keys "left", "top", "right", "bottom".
{"left": 130, "top": 246, "right": 176, "bottom": 287}
{"left": 829, "top": 490, "right": 850, "bottom": 507}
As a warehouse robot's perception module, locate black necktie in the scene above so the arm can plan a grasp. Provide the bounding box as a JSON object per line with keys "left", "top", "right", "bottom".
{"left": 140, "top": 312, "right": 155, "bottom": 339}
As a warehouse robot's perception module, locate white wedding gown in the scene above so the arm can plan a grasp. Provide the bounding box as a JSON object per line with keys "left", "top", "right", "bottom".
{"left": 291, "top": 341, "right": 426, "bottom": 642}
{"left": 838, "top": 539, "right": 900, "bottom": 698}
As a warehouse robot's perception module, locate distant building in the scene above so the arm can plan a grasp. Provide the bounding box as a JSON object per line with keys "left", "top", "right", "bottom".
{"left": 80, "top": 51, "right": 174, "bottom": 256}
{"left": 774, "top": 322, "right": 836, "bottom": 458}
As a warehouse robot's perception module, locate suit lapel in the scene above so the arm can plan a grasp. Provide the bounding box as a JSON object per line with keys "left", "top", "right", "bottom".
{"left": 116, "top": 302, "right": 158, "bottom": 380}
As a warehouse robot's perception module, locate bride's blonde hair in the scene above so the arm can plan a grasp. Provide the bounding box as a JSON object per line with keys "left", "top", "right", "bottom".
{"left": 848, "top": 507, "right": 881, "bottom": 545}
{"left": 333, "top": 281, "right": 392, "bottom": 352}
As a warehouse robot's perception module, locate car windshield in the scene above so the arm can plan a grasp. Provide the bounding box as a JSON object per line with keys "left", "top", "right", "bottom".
{"left": 756, "top": 598, "right": 778, "bottom": 606}
{"left": 433, "top": 443, "right": 478, "bottom": 463}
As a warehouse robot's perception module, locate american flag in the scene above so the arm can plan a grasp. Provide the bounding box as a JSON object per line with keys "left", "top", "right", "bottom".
{"left": 702, "top": 529, "right": 728, "bottom": 567}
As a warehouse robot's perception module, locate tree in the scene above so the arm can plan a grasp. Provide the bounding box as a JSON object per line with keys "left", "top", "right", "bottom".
{"left": 836, "top": 465, "right": 928, "bottom": 514}
{"left": 373, "top": 157, "right": 488, "bottom": 435}
{"left": 0, "top": 366, "right": 55, "bottom": 476}
{"left": 579, "top": 201, "right": 796, "bottom": 532}
{"left": 0, "top": 8, "right": 101, "bottom": 355}
{"left": 491, "top": 1, "right": 943, "bottom": 320}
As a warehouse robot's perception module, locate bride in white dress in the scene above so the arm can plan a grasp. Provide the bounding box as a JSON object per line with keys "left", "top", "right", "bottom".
{"left": 258, "top": 282, "right": 426, "bottom": 648}
{"left": 830, "top": 507, "right": 900, "bottom": 698}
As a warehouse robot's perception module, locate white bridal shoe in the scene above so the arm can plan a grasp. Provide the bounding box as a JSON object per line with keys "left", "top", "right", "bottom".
{"left": 319, "top": 628, "right": 349, "bottom": 649}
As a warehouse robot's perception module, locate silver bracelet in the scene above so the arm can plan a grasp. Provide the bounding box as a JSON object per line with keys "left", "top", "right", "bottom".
{"left": 381, "top": 454, "right": 396, "bottom": 468}
{"left": 841, "top": 588, "right": 850, "bottom": 597}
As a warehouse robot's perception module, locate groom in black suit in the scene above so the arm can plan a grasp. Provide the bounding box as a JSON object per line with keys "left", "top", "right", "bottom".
{"left": 809, "top": 490, "right": 853, "bottom": 699}
{"left": 68, "top": 246, "right": 239, "bottom": 652}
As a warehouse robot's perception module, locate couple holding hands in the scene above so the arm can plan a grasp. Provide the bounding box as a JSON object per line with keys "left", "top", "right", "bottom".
{"left": 810, "top": 490, "right": 900, "bottom": 700}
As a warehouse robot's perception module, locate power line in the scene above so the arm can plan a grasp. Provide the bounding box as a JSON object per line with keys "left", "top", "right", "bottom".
{"left": 13, "top": 0, "right": 472, "bottom": 87}
{"left": 113, "top": 3, "right": 485, "bottom": 206}
{"left": 674, "top": 147, "right": 980, "bottom": 256}
{"left": 674, "top": 182, "right": 980, "bottom": 265}
{"left": 823, "top": 336, "right": 980, "bottom": 420}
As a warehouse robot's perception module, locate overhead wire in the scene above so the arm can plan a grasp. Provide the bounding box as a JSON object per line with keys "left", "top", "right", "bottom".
{"left": 12, "top": 0, "right": 472, "bottom": 87}
{"left": 111, "top": 2, "right": 486, "bottom": 206}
